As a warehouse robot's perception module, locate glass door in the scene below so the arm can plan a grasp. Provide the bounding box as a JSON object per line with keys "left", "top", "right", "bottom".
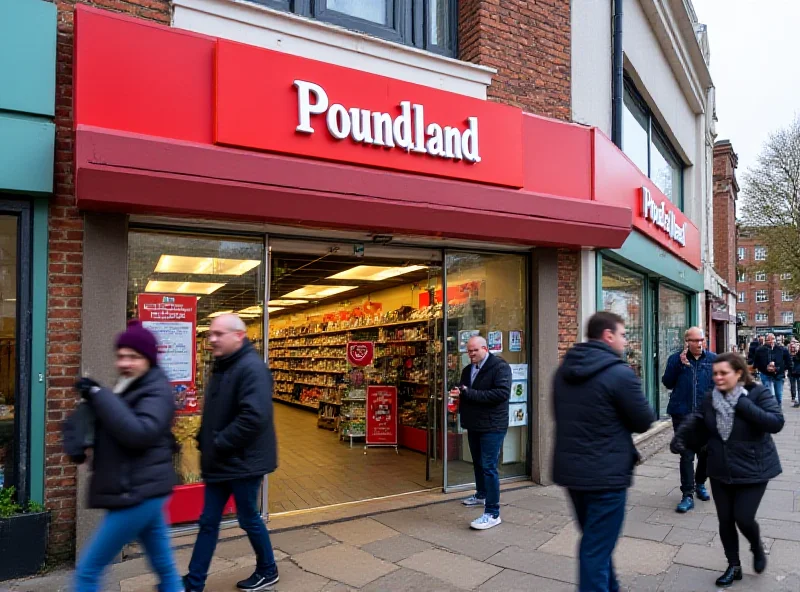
{"left": 0, "top": 201, "right": 31, "bottom": 502}
{"left": 443, "top": 251, "right": 529, "bottom": 490}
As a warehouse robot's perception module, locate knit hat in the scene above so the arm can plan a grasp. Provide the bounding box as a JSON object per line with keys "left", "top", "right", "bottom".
{"left": 116, "top": 320, "right": 159, "bottom": 367}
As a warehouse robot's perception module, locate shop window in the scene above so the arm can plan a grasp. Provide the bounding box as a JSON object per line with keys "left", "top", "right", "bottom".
{"left": 738, "top": 292, "right": 745, "bottom": 303}
{"left": 755, "top": 272, "right": 767, "bottom": 282}
{"left": 756, "top": 290, "right": 768, "bottom": 303}
{"left": 601, "top": 260, "right": 645, "bottom": 380}
{"left": 783, "top": 311, "right": 794, "bottom": 324}
{"left": 127, "top": 230, "right": 265, "bottom": 523}
{"left": 737, "top": 312, "right": 747, "bottom": 324}
{"left": 755, "top": 246, "right": 767, "bottom": 261}
{"left": 0, "top": 217, "right": 18, "bottom": 492}
{"left": 755, "top": 312, "right": 768, "bottom": 323}
{"left": 622, "top": 79, "right": 684, "bottom": 208}
{"left": 782, "top": 291, "right": 793, "bottom": 302}
{"left": 251, "top": 0, "right": 457, "bottom": 57}
{"left": 444, "top": 251, "right": 529, "bottom": 488}
{"left": 657, "top": 285, "right": 689, "bottom": 418}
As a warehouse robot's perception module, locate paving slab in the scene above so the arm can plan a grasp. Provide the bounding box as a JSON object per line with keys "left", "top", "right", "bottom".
{"left": 645, "top": 508, "right": 707, "bottom": 529}
{"left": 663, "top": 526, "right": 716, "bottom": 546}
{"left": 293, "top": 543, "right": 397, "bottom": 588}
{"left": 537, "top": 521, "right": 579, "bottom": 558}
{"left": 496, "top": 505, "right": 545, "bottom": 527}
{"left": 271, "top": 528, "right": 336, "bottom": 555}
{"left": 673, "top": 542, "right": 755, "bottom": 575}
{"left": 612, "top": 536, "right": 677, "bottom": 576}
{"left": 506, "top": 494, "right": 571, "bottom": 515}
{"left": 360, "top": 534, "right": 434, "bottom": 563}
{"left": 399, "top": 549, "right": 502, "bottom": 589}
{"left": 621, "top": 519, "right": 672, "bottom": 542}
{"left": 478, "top": 568, "right": 573, "bottom": 592}
{"left": 318, "top": 518, "right": 398, "bottom": 546}
{"left": 359, "top": 567, "right": 463, "bottom": 592}
{"left": 485, "top": 547, "right": 577, "bottom": 584}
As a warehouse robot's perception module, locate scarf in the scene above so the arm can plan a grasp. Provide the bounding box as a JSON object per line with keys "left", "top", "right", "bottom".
{"left": 711, "top": 383, "right": 746, "bottom": 442}
{"left": 113, "top": 376, "right": 136, "bottom": 394}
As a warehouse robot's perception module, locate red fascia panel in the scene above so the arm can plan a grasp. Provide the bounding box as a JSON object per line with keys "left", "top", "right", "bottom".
{"left": 522, "top": 114, "right": 593, "bottom": 200}
{"left": 75, "top": 126, "right": 631, "bottom": 249}
{"left": 592, "top": 130, "right": 701, "bottom": 269}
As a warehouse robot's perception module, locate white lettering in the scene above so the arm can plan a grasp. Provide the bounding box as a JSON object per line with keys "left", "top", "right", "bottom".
{"left": 641, "top": 187, "right": 687, "bottom": 246}
{"left": 326, "top": 104, "right": 351, "bottom": 139}
{"left": 412, "top": 104, "right": 427, "bottom": 154}
{"left": 426, "top": 123, "right": 445, "bottom": 156}
{"left": 350, "top": 108, "right": 373, "bottom": 143}
{"left": 393, "top": 101, "right": 414, "bottom": 151}
{"left": 444, "top": 126, "right": 463, "bottom": 160}
{"left": 294, "top": 80, "right": 328, "bottom": 134}
{"left": 372, "top": 112, "right": 395, "bottom": 147}
{"left": 461, "top": 117, "right": 481, "bottom": 163}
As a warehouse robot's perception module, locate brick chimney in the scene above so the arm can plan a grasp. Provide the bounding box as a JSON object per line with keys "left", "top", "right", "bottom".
{"left": 713, "top": 140, "right": 739, "bottom": 288}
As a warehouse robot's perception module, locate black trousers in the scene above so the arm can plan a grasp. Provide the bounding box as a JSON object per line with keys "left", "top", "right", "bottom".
{"left": 671, "top": 414, "right": 707, "bottom": 494}
{"left": 710, "top": 479, "right": 768, "bottom": 565}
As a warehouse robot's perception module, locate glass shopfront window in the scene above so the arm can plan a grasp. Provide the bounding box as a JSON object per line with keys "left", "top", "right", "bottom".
{"left": 127, "top": 230, "right": 265, "bottom": 522}
{"left": 601, "top": 260, "right": 645, "bottom": 379}
{"left": 657, "top": 285, "right": 689, "bottom": 417}
{"left": 444, "top": 252, "right": 528, "bottom": 489}
{"left": 0, "top": 216, "right": 18, "bottom": 491}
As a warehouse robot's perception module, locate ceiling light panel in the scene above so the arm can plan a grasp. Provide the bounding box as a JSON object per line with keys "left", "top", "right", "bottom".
{"left": 282, "top": 285, "right": 358, "bottom": 299}
{"left": 145, "top": 281, "right": 225, "bottom": 295}
{"left": 266, "top": 307, "right": 284, "bottom": 313}
{"left": 207, "top": 309, "right": 234, "bottom": 318}
{"left": 268, "top": 299, "right": 309, "bottom": 306}
{"left": 155, "top": 255, "right": 261, "bottom": 276}
{"left": 238, "top": 306, "right": 263, "bottom": 315}
{"left": 327, "top": 265, "right": 427, "bottom": 281}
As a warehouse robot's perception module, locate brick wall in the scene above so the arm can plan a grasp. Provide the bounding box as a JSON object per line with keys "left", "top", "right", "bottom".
{"left": 459, "top": 0, "right": 577, "bottom": 356}
{"left": 45, "top": 0, "right": 170, "bottom": 562}
{"left": 712, "top": 141, "right": 738, "bottom": 289}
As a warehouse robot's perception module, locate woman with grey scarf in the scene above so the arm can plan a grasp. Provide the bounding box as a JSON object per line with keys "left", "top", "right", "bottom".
{"left": 671, "top": 352, "right": 783, "bottom": 588}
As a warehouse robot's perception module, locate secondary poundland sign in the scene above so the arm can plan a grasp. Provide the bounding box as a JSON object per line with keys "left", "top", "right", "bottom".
{"left": 641, "top": 186, "right": 686, "bottom": 246}
{"left": 214, "top": 40, "right": 523, "bottom": 187}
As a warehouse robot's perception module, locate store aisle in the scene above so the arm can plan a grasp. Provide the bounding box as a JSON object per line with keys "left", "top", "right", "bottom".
{"left": 268, "top": 403, "right": 437, "bottom": 514}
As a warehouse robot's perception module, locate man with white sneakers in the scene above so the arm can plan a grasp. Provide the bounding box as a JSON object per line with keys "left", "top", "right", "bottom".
{"left": 450, "top": 335, "right": 512, "bottom": 530}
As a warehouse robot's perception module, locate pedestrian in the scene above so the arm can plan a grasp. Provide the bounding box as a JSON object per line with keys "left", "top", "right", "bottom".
{"left": 671, "top": 352, "right": 783, "bottom": 588}
{"left": 661, "top": 327, "right": 716, "bottom": 513}
{"left": 788, "top": 340, "right": 800, "bottom": 407}
{"left": 69, "top": 320, "right": 183, "bottom": 592}
{"left": 753, "top": 333, "right": 791, "bottom": 404}
{"left": 553, "top": 312, "right": 655, "bottom": 592}
{"left": 450, "top": 335, "right": 512, "bottom": 531}
{"left": 184, "top": 314, "right": 279, "bottom": 592}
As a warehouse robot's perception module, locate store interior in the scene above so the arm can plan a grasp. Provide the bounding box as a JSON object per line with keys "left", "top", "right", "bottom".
{"left": 0, "top": 216, "right": 16, "bottom": 490}
{"left": 128, "top": 231, "right": 529, "bottom": 517}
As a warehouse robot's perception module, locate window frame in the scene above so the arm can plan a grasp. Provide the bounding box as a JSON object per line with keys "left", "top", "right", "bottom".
{"left": 755, "top": 246, "right": 767, "bottom": 261}
{"left": 622, "top": 77, "right": 685, "bottom": 209}
{"left": 782, "top": 291, "right": 794, "bottom": 302}
{"left": 737, "top": 247, "right": 746, "bottom": 261}
{"left": 755, "top": 272, "right": 767, "bottom": 282}
{"left": 248, "top": 0, "right": 458, "bottom": 57}
{"left": 737, "top": 291, "right": 745, "bottom": 303}
{"left": 783, "top": 311, "right": 795, "bottom": 324}
{"left": 756, "top": 289, "right": 768, "bottom": 303}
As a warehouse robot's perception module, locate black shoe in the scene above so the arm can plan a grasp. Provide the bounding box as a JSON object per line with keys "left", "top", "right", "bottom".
{"left": 237, "top": 568, "right": 280, "bottom": 591}
{"left": 183, "top": 575, "right": 201, "bottom": 592}
{"left": 753, "top": 541, "right": 767, "bottom": 574}
{"left": 715, "top": 565, "right": 743, "bottom": 587}
{"left": 793, "top": 402, "right": 800, "bottom": 408}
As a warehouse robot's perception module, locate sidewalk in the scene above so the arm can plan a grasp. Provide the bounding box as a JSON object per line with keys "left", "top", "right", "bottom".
{"left": 6, "top": 400, "right": 800, "bottom": 591}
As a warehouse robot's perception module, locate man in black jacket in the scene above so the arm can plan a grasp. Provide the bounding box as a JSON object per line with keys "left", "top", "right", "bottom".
{"left": 754, "top": 333, "right": 792, "bottom": 404}
{"left": 553, "top": 312, "right": 654, "bottom": 592}
{"left": 185, "top": 314, "right": 279, "bottom": 592}
{"left": 450, "top": 335, "right": 512, "bottom": 530}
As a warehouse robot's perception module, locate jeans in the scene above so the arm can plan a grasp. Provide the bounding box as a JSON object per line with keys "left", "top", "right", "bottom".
{"left": 568, "top": 489, "right": 627, "bottom": 592}
{"left": 790, "top": 375, "right": 800, "bottom": 401}
{"left": 74, "top": 495, "right": 182, "bottom": 592}
{"left": 466, "top": 430, "right": 507, "bottom": 518}
{"left": 710, "top": 479, "right": 768, "bottom": 565}
{"left": 760, "top": 373, "right": 785, "bottom": 404}
{"left": 186, "top": 476, "right": 275, "bottom": 591}
{"left": 671, "top": 414, "right": 708, "bottom": 495}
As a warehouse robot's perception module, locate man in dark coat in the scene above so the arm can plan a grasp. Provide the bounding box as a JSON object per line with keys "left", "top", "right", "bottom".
{"left": 185, "top": 314, "right": 279, "bottom": 592}
{"left": 450, "top": 335, "right": 512, "bottom": 531}
{"left": 553, "top": 312, "right": 654, "bottom": 592}
{"left": 754, "top": 333, "right": 792, "bottom": 404}
{"left": 662, "top": 327, "right": 716, "bottom": 513}
{"left": 747, "top": 336, "right": 762, "bottom": 366}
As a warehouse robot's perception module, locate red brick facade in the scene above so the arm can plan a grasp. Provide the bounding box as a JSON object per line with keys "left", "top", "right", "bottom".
{"left": 712, "top": 140, "right": 738, "bottom": 289}
{"left": 45, "top": 0, "right": 575, "bottom": 560}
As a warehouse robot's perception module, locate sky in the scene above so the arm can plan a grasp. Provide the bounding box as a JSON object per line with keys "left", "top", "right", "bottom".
{"left": 691, "top": 0, "right": 800, "bottom": 180}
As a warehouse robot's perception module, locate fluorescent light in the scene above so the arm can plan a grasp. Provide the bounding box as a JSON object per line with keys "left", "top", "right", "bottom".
{"left": 238, "top": 306, "right": 263, "bottom": 315}
{"left": 207, "top": 310, "right": 234, "bottom": 318}
{"left": 196, "top": 325, "right": 210, "bottom": 332}
{"left": 268, "top": 299, "right": 308, "bottom": 306}
{"left": 145, "top": 280, "right": 225, "bottom": 295}
{"left": 282, "top": 285, "right": 358, "bottom": 299}
{"left": 154, "top": 255, "right": 261, "bottom": 276}
{"left": 267, "top": 306, "right": 284, "bottom": 313}
{"left": 327, "top": 265, "right": 427, "bottom": 281}
{"left": 3, "top": 298, "right": 15, "bottom": 302}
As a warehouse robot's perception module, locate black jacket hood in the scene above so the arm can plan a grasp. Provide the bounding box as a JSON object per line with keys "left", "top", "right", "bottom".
{"left": 561, "top": 341, "right": 625, "bottom": 384}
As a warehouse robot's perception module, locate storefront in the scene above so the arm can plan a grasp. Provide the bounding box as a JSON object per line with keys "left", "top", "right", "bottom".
{"left": 0, "top": 0, "right": 54, "bottom": 505}
{"left": 71, "top": 6, "right": 640, "bottom": 528}
{"left": 592, "top": 137, "right": 704, "bottom": 417}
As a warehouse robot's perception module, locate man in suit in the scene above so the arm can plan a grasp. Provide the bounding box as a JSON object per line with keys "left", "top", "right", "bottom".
{"left": 449, "top": 335, "right": 512, "bottom": 530}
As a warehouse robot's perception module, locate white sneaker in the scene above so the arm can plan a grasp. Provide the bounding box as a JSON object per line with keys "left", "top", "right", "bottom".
{"left": 470, "top": 513, "right": 502, "bottom": 530}
{"left": 462, "top": 495, "right": 486, "bottom": 507}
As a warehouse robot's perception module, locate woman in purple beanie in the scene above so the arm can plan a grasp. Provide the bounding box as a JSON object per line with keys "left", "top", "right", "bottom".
{"left": 70, "top": 320, "right": 184, "bottom": 592}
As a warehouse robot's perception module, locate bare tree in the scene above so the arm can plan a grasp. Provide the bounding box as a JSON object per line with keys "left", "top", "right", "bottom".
{"left": 740, "top": 116, "right": 800, "bottom": 294}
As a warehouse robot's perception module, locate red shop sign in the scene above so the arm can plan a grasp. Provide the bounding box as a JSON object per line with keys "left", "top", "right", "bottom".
{"left": 366, "top": 385, "right": 398, "bottom": 446}
{"left": 347, "top": 342, "right": 375, "bottom": 367}
{"left": 214, "top": 40, "right": 524, "bottom": 188}
{"left": 137, "top": 294, "right": 199, "bottom": 415}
